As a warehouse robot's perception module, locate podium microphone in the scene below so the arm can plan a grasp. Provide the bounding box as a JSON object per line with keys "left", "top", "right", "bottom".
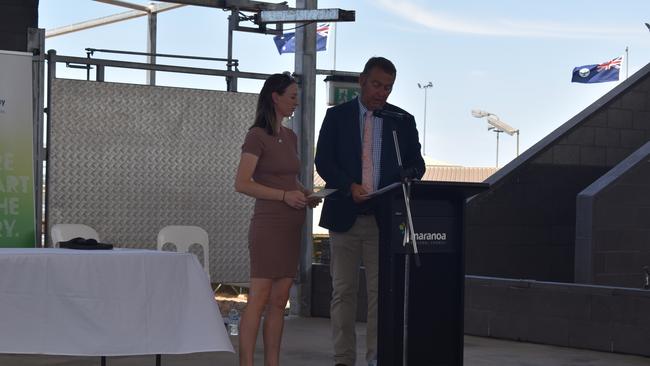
{"left": 373, "top": 108, "right": 407, "bottom": 120}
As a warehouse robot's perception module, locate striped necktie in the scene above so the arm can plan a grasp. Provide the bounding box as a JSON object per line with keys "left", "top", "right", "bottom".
{"left": 361, "top": 110, "right": 374, "bottom": 193}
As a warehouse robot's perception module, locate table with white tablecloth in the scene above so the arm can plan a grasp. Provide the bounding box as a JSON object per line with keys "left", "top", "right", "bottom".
{"left": 0, "top": 248, "right": 234, "bottom": 356}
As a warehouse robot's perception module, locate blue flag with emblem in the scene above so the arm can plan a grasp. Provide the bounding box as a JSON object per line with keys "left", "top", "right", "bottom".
{"left": 273, "top": 23, "right": 330, "bottom": 55}
{"left": 571, "top": 56, "right": 622, "bottom": 83}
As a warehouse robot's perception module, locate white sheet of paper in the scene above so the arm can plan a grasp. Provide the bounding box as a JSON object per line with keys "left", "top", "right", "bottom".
{"left": 360, "top": 182, "right": 402, "bottom": 198}
{"left": 308, "top": 188, "right": 338, "bottom": 198}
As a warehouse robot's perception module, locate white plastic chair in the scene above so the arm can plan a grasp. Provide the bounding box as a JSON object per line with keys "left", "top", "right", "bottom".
{"left": 157, "top": 225, "right": 210, "bottom": 281}
{"left": 50, "top": 224, "right": 107, "bottom": 364}
{"left": 156, "top": 225, "right": 210, "bottom": 366}
{"left": 51, "top": 224, "right": 100, "bottom": 248}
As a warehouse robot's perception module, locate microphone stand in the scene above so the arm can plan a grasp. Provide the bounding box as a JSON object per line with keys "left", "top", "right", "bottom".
{"left": 392, "top": 130, "right": 420, "bottom": 266}
{"left": 391, "top": 129, "right": 420, "bottom": 366}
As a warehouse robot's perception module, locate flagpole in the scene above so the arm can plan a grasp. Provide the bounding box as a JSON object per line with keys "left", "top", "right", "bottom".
{"left": 332, "top": 22, "right": 337, "bottom": 70}
{"left": 625, "top": 46, "right": 629, "bottom": 79}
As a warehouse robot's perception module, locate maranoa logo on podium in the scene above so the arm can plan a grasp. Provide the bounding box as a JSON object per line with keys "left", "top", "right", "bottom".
{"left": 399, "top": 223, "right": 447, "bottom": 243}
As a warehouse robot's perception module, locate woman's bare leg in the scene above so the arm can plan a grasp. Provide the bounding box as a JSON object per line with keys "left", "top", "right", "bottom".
{"left": 239, "top": 278, "right": 272, "bottom": 366}
{"left": 262, "top": 278, "right": 293, "bottom": 366}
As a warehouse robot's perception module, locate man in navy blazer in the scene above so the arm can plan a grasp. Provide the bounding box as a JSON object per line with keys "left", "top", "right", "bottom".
{"left": 315, "top": 57, "right": 425, "bottom": 366}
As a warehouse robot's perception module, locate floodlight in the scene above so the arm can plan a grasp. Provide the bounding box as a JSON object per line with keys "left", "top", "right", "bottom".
{"left": 470, "top": 108, "right": 520, "bottom": 166}
{"left": 486, "top": 115, "right": 518, "bottom": 136}
{"left": 471, "top": 109, "right": 489, "bottom": 118}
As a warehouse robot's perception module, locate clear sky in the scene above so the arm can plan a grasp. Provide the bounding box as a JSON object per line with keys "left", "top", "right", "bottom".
{"left": 39, "top": 0, "right": 650, "bottom": 168}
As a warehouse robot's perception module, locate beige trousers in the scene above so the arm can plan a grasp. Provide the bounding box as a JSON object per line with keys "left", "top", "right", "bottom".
{"left": 329, "top": 215, "right": 379, "bottom": 366}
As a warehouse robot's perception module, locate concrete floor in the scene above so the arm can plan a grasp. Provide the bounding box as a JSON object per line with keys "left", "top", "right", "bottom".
{"left": 2, "top": 316, "right": 649, "bottom": 366}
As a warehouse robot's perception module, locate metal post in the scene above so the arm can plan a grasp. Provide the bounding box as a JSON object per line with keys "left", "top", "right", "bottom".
{"left": 28, "top": 28, "right": 45, "bottom": 247}
{"left": 45, "top": 49, "right": 56, "bottom": 247}
{"left": 402, "top": 255, "right": 410, "bottom": 366}
{"left": 516, "top": 131, "right": 519, "bottom": 157}
{"left": 625, "top": 46, "right": 629, "bottom": 80}
{"left": 292, "top": 0, "right": 317, "bottom": 317}
{"left": 332, "top": 22, "right": 337, "bottom": 70}
{"left": 146, "top": 11, "right": 157, "bottom": 85}
{"left": 495, "top": 130, "right": 500, "bottom": 168}
{"left": 96, "top": 65, "right": 105, "bottom": 82}
{"left": 226, "top": 9, "right": 238, "bottom": 92}
{"left": 418, "top": 82, "right": 432, "bottom": 156}
{"left": 85, "top": 50, "right": 92, "bottom": 81}
{"left": 423, "top": 87, "right": 427, "bottom": 155}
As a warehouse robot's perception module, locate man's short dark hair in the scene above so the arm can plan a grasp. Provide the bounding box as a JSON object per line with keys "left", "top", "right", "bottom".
{"left": 361, "top": 57, "right": 396, "bottom": 77}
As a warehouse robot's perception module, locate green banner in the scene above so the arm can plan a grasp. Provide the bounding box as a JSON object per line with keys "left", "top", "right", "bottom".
{"left": 0, "top": 51, "right": 35, "bottom": 247}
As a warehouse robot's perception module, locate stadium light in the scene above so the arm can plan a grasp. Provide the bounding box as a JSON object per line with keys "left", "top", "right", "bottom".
{"left": 471, "top": 109, "right": 520, "bottom": 167}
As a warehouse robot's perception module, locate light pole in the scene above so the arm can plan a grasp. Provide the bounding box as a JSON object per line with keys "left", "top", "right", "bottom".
{"left": 487, "top": 126, "right": 504, "bottom": 167}
{"left": 417, "top": 81, "right": 433, "bottom": 155}
{"left": 471, "top": 109, "right": 519, "bottom": 168}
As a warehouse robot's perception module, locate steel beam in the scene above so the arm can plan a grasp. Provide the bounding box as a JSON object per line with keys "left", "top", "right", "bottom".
{"left": 156, "top": 0, "right": 288, "bottom": 12}
{"left": 52, "top": 54, "right": 271, "bottom": 80}
{"left": 93, "top": 0, "right": 151, "bottom": 12}
{"left": 45, "top": 3, "right": 184, "bottom": 38}
{"left": 257, "top": 8, "right": 354, "bottom": 24}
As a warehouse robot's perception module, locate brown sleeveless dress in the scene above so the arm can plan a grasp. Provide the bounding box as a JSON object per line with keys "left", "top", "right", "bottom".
{"left": 241, "top": 126, "right": 305, "bottom": 278}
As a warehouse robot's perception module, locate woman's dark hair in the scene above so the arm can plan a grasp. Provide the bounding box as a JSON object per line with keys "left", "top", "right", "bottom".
{"left": 251, "top": 72, "right": 296, "bottom": 135}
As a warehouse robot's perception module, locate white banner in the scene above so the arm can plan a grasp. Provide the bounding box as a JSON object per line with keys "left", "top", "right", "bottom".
{"left": 0, "top": 51, "right": 35, "bottom": 247}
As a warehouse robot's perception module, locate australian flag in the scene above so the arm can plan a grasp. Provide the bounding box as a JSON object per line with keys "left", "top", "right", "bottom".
{"left": 273, "top": 23, "right": 330, "bottom": 55}
{"left": 571, "top": 56, "right": 622, "bottom": 83}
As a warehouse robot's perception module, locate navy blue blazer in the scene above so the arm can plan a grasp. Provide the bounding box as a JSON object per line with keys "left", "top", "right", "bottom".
{"left": 315, "top": 98, "right": 425, "bottom": 232}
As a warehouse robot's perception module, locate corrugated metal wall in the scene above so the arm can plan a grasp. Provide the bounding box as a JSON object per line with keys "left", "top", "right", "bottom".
{"left": 48, "top": 78, "right": 256, "bottom": 283}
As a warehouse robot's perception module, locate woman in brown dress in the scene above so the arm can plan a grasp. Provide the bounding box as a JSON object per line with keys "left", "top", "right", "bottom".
{"left": 235, "top": 73, "right": 320, "bottom": 366}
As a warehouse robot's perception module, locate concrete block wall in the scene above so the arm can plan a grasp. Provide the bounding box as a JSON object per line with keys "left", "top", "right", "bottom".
{"left": 465, "top": 276, "right": 650, "bottom": 357}
{"left": 466, "top": 64, "right": 650, "bottom": 283}
{"left": 575, "top": 142, "right": 650, "bottom": 287}
{"left": 466, "top": 164, "right": 608, "bottom": 282}
{"left": 310, "top": 268, "right": 650, "bottom": 357}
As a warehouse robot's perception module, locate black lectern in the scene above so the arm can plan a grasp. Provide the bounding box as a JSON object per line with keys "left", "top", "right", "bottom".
{"left": 376, "top": 181, "right": 488, "bottom": 366}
